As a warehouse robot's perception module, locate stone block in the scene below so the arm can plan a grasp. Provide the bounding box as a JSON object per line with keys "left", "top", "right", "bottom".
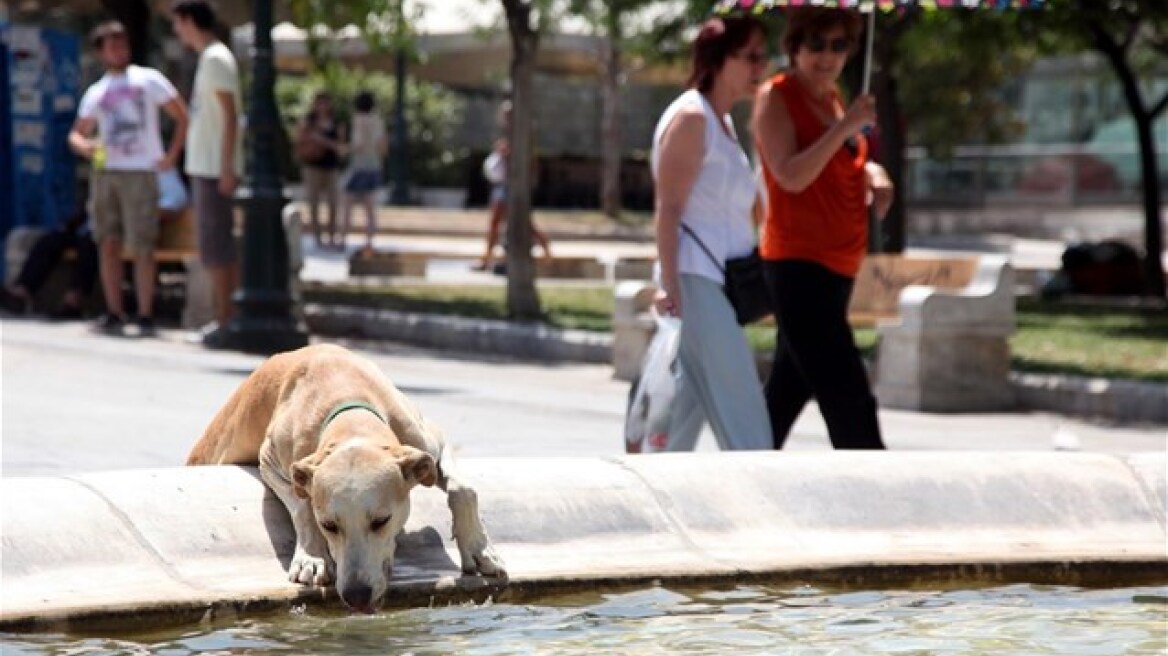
{"left": 614, "top": 258, "right": 655, "bottom": 281}
{"left": 875, "top": 255, "right": 1016, "bottom": 412}
{"left": 534, "top": 256, "right": 607, "bottom": 280}
{"left": 350, "top": 251, "right": 432, "bottom": 277}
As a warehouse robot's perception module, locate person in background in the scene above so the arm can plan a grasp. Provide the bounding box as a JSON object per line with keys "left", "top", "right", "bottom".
{"left": 0, "top": 208, "right": 98, "bottom": 320}
{"left": 474, "top": 102, "right": 551, "bottom": 272}
{"left": 68, "top": 19, "right": 188, "bottom": 337}
{"left": 752, "top": 8, "right": 894, "bottom": 450}
{"left": 296, "top": 91, "right": 347, "bottom": 249}
{"left": 650, "top": 15, "right": 773, "bottom": 451}
{"left": 338, "top": 90, "right": 387, "bottom": 254}
{"left": 171, "top": 0, "right": 244, "bottom": 348}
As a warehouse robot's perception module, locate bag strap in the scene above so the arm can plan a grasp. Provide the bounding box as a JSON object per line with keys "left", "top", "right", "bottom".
{"left": 679, "top": 223, "right": 725, "bottom": 274}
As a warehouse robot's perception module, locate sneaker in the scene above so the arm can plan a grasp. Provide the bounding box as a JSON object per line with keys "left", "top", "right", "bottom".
{"left": 201, "top": 325, "right": 231, "bottom": 349}
{"left": 186, "top": 320, "right": 219, "bottom": 345}
{"left": 0, "top": 288, "right": 29, "bottom": 315}
{"left": 136, "top": 316, "right": 157, "bottom": 337}
{"left": 91, "top": 313, "right": 126, "bottom": 335}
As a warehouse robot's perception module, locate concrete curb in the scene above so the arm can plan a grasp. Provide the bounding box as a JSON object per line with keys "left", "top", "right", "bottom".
{"left": 304, "top": 304, "right": 1168, "bottom": 424}
{"left": 2, "top": 453, "right": 1165, "bottom": 629}
{"left": 304, "top": 304, "right": 613, "bottom": 364}
{"left": 1011, "top": 372, "right": 1168, "bottom": 425}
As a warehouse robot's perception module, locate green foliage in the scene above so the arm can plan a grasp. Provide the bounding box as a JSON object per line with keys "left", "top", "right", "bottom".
{"left": 303, "top": 282, "right": 615, "bottom": 331}
{"left": 893, "top": 10, "right": 1038, "bottom": 155}
{"left": 275, "top": 70, "right": 469, "bottom": 186}
{"left": 287, "top": 0, "right": 421, "bottom": 71}
{"left": 1023, "top": 0, "right": 1168, "bottom": 55}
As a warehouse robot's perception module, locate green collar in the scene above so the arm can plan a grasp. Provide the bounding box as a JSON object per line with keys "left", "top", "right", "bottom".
{"left": 320, "top": 401, "right": 387, "bottom": 441}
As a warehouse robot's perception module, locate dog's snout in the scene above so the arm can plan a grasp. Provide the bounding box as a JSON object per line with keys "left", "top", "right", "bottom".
{"left": 341, "top": 583, "right": 376, "bottom": 613}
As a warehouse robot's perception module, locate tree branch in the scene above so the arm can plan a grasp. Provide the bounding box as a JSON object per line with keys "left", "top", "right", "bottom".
{"left": 1152, "top": 91, "right": 1168, "bottom": 119}
{"left": 1118, "top": 14, "right": 1141, "bottom": 52}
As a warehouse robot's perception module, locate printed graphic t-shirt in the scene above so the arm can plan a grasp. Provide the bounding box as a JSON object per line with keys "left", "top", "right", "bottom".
{"left": 77, "top": 65, "right": 177, "bottom": 171}
{"left": 186, "top": 41, "right": 244, "bottom": 178}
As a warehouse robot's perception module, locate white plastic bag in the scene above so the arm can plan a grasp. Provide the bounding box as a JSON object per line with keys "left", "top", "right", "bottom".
{"left": 482, "top": 151, "right": 506, "bottom": 185}
{"left": 157, "top": 169, "right": 189, "bottom": 211}
{"left": 624, "top": 313, "right": 681, "bottom": 453}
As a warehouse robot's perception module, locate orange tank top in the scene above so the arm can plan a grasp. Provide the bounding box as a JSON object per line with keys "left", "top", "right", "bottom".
{"left": 758, "top": 72, "right": 869, "bottom": 277}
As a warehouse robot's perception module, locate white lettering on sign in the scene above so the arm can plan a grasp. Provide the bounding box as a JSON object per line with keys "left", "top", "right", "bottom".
{"left": 14, "top": 120, "right": 45, "bottom": 148}
{"left": 53, "top": 94, "right": 76, "bottom": 112}
{"left": 20, "top": 153, "right": 44, "bottom": 174}
{"left": 5, "top": 26, "right": 40, "bottom": 51}
{"left": 12, "top": 87, "right": 41, "bottom": 115}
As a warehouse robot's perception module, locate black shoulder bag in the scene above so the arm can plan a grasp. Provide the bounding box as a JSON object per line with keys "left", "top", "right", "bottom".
{"left": 679, "top": 224, "right": 772, "bottom": 325}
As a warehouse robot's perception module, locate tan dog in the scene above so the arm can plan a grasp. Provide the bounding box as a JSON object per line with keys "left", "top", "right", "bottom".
{"left": 187, "top": 343, "right": 506, "bottom": 612}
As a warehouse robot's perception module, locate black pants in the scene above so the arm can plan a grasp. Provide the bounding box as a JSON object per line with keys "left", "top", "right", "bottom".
{"left": 763, "top": 259, "right": 885, "bottom": 450}
{"left": 16, "top": 230, "right": 98, "bottom": 297}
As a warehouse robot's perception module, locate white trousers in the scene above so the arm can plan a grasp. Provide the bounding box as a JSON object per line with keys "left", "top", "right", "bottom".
{"left": 666, "top": 273, "right": 773, "bottom": 451}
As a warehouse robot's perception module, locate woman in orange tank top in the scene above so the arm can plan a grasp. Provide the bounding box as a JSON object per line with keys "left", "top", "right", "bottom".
{"left": 751, "top": 8, "right": 894, "bottom": 450}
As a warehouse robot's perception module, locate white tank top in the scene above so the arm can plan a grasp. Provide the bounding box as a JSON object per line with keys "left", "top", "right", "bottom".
{"left": 651, "top": 89, "right": 758, "bottom": 285}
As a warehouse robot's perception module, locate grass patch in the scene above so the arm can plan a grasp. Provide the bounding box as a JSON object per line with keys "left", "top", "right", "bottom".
{"left": 305, "top": 283, "right": 1167, "bottom": 383}
{"left": 1010, "top": 298, "right": 1168, "bottom": 383}
{"left": 304, "top": 283, "right": 614, "bottom": 332}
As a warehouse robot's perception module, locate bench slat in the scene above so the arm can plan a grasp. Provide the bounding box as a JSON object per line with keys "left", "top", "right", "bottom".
{"left": 849, "top": 254, "right": 978, "bottom": 322}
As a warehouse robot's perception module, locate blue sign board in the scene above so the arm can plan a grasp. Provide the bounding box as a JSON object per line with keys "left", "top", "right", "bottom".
{"left": 0, "top": 23, "right": 79, "bottom": 277}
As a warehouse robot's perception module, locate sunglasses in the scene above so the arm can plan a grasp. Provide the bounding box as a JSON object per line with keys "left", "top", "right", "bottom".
{"left": 805, "top": 36, "right": 852, "bottom": 54}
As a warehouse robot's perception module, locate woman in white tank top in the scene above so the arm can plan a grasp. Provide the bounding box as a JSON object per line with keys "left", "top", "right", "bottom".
{"left": 648, "top": 15, "right": 774, "bottom": 452}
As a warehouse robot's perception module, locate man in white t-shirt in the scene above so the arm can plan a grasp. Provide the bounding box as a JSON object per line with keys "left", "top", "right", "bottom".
{"left": 171, "top": 0, "right": 244, "bottom": 348}
{"left": 68, "top": 20, "right": 188, "bottom": 336}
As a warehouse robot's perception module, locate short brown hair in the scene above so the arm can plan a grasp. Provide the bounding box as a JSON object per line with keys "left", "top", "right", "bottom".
{"left": 781, "top": 8, "right": 863, "bottom": 59}
{"left": 687, "top": 16, "right": 766, "bottom": 94}
{"left": 89, "top": 20, "right": 126, "bottom": 49}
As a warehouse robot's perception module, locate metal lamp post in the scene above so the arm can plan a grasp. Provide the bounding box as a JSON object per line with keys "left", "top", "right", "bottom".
{"left": 389, "top": 45, "right": 410, "bottom": 204}
{"left": 220, "top": 0, "right": 309, "bottom": 353}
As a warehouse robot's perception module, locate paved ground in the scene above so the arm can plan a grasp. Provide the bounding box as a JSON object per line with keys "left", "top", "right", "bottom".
{"left": 2, "top": 318, "right": 1163, "bottom": 479}
{"left": 3, "top": 208, "right": 1164, "bottom": 477}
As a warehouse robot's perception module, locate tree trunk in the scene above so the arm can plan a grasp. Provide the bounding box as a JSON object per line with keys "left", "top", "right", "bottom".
{"left": 873, "top": 52, "right": 906, "bottom": 253}
{"left": 1133, "top": 106, "right": 1166, "bottom": 297}
{"left": 1091, "top": 22, "right": 1166, "bottom": 298}
{"left": 502, "top": 0, "right": 542, "bottom": 319}
{"left": 871, "top": 11, "right": 915, "bottom": 254}
{"left": 599, "top": 36, "right": 622, "bottom": 218}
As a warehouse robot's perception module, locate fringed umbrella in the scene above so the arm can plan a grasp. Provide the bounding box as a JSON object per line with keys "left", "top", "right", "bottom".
{"left": 712, "top": 0, "right": 1046, "bottom": 93}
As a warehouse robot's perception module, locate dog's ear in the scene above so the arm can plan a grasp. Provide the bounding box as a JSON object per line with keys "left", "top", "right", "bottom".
{"left": 291, "top": 458, "right": 318, "bottom": 499}
{"left": 397, "top": 447, "right": 437, "bottom": 488}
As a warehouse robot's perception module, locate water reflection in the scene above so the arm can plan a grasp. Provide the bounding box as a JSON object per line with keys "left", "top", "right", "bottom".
{"left": 5, "top": 584, "right": 1167, "bottom": 655}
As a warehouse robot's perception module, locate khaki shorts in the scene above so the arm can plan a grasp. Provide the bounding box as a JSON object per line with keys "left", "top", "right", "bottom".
{"left": 91, "top": 169, "right": 160, "bottom": 255}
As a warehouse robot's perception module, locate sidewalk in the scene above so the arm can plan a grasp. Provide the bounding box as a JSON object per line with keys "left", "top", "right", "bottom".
{"left": 2, "top": 318, "right": 1164, "bottom": 481}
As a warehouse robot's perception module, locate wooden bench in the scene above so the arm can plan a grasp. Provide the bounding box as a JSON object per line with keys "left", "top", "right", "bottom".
{"left": 847, "top": 254, "right": 980, "bottom": 326}
{"left": 144, "top": 207, "right": 198, "bottom": 265}
{"left": 3, "top": 208, "right": 207, "bottom": 325}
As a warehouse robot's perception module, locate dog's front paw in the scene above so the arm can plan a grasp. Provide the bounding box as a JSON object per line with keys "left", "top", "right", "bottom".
{"left": 458, "top": 534, "right": 507, "bottom": 578}
{"left": 288, "top": 547, "right": 335, "bottom": 586}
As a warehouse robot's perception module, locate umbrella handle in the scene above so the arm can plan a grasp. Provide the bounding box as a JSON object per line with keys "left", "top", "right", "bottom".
{"left": 861, "top": 8, "right": 875, "bottom": 96}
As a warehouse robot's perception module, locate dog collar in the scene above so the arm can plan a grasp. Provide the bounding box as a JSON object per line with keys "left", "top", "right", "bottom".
{"left": 320, "top": 401, "right": 387, "bottom": 440}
